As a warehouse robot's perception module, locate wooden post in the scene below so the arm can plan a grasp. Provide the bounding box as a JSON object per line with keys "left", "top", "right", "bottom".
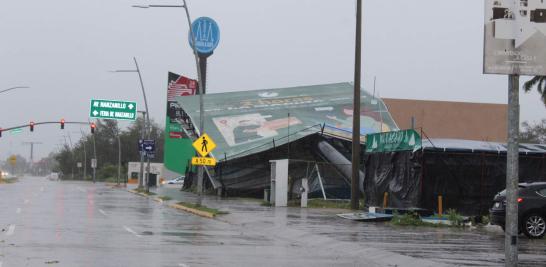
{"left": 383, "top": 192, "right": 388, "bottom": 208}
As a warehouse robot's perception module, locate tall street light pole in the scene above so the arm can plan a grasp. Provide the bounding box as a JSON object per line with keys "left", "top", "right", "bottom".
{"left": 133, "top": 1, "right": 206, "bottom": 197}
{"left": 111, "top": 57, "right": 151, "bottom": 191}
{"left": 351, "top": 0, "right": 363, "bottom": 210}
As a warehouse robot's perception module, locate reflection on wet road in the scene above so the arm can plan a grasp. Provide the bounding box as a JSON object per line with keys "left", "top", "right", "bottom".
{"left": 1, "top": 178, "right": 545, "bottom": 266}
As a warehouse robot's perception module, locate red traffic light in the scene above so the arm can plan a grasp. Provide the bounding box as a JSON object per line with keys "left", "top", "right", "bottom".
{"left": 30, "top": 121, "right": 34, "bottom": 132}
{"left": 60, "top": 119, "right": 65, "bottom": 129}
{"left": 90, "top": 122, "right": 96, "bottom": 134}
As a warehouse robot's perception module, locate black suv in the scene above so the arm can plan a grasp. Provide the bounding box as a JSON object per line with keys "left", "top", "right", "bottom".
{"left": 490, "top": 182, "right": 546, "bottom": 239}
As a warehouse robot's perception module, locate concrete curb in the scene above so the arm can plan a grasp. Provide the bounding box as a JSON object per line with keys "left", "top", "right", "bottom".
{"left": 126, "top": 189, "right": 215, "bottom": 218}
{"left": 168, "top": 203, "right": 215, "bottom": 219}
{"left": 128, "top": 189, "right": 153, "bottom": 198}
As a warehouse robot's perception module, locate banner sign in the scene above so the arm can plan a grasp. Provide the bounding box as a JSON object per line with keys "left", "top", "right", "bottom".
{"left": 484, "top": 0, "right": 546, "bottom": 75}
{"left": 163, "top": 72, "right": 198, "bottom": 178}
{"left": 365, "top": 129, "right": 422, "bottom": 153}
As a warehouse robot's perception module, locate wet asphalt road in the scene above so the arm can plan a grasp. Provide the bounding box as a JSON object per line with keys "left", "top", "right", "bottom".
{"left": 156, "top": 185, "right": 546, "bottom": 267}
{"left": 0, "top": 177, "right": 425, "bottom": 267}
{"left": 1, "top": 177, "right": 546, "bottom": 267}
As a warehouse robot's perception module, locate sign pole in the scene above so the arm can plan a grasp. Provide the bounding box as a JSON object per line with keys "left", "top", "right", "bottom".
{"left": 505, "top": 74, "right": 520, "bottom": 267}
{"left": 351, "top": 0, "right": 362, "bottom": 210}
{"left": 185, "top": 15, "right": 220, "bottom": 199}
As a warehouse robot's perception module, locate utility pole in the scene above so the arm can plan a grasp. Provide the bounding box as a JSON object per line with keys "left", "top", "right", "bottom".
{"left": 138, "top": 111, "right": 146, "bottom": 190}
{"left": 80, "top": 129, "right": 87, "bottom": 180}
{"left": 351, "top": 0, "right": 363, "bottom": 210}
{"left": 117, "top": 133, "right": 121, "bottom": 186}
{"left": 505, "top": 74, "right": 520, "bottom": 266}
{"left": 92, "top": 129, "right": 97, "bottom": 184}
{"left": 22, "top": 141, "right": 43, "bottom": 174}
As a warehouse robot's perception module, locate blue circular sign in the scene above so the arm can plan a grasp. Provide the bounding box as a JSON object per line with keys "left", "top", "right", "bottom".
{"left": 188, "top": 17, "right": 220, "bottom": 54}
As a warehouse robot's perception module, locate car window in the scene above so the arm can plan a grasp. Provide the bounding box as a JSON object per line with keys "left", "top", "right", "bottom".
{"left": 538, "top": 188, "right": 546, "bottom": 197}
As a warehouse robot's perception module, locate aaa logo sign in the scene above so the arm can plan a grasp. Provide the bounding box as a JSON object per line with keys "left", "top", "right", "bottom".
{"left": 192, "top": 133, "right": 216, "bottom": 157}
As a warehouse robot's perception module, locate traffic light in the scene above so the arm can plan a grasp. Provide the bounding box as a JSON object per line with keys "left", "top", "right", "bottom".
{"left": 30, "top": 121, "right": 34, "bottom": 132}
{"left": 60, "top": 119, "right": 65, "bottom": 130}
{"left": 90, "top": 122, "right": 96, "bottom": 134}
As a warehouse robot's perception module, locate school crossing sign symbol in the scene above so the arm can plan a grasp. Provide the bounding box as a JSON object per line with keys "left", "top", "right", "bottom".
{"left": 192, "top": 133, "right": 217, "bottom": 166}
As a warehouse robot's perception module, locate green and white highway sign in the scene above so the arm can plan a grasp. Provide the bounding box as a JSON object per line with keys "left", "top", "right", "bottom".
{"left": 90, "top": 99, "right": 137, "bottom": 121}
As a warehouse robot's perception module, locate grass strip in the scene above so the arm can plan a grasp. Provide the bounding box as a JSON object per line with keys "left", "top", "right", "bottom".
{"left": 0, "top": 178, "right": 19, "bottom": 184}
{"left": 134, "top": 188, "right": 157, "bottom": 196}
{"left": 158, "top": 195, "right": 172, "bottom": 201}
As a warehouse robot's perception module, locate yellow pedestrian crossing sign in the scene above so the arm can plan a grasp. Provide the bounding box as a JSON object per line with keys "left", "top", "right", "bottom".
{"left": 192, "top": 133, "right": 216, "bottom": 157}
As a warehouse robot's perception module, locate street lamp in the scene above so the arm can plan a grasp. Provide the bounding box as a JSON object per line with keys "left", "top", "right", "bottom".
{"left": 133, "top": 0, "right": 206, "bottom": 197}
{"left": 110, "top": 57, "right": 151, "bottom": 191}
{"left": 0, "top": 86, "right": 30, "bottom": 95}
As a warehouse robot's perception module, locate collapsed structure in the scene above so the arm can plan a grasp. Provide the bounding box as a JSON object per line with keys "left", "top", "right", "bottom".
{"left": 173, "top": 82, "right": 546, "bottom": 215}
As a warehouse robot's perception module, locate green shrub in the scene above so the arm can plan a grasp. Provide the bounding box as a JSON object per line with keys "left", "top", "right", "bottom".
{"left": 391, "top": 212, "right": 426, "bottom": 226}
{"left": 97, "top": 164, "right": 118, "bottom": 181}
{"left": 446, "top": 209, "right": 464, "bottom": 226}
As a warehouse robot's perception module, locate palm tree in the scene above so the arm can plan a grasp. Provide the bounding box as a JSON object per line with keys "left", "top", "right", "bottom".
{"left": 523, "top": 76, "right": 546, "bottom": 106}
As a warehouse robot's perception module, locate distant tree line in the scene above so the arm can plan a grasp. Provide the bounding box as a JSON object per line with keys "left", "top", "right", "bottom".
{"left": 53, "top": 118, "right": 164, "bottom": 181}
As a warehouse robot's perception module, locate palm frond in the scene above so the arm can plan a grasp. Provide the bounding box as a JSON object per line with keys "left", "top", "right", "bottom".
{"left": 523, "top": 76, "right": 542, "bottom": 92}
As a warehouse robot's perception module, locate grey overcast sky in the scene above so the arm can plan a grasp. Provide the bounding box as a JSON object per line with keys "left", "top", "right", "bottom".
{"left": 1, "top": 0, "right": 545, "bottom": 161}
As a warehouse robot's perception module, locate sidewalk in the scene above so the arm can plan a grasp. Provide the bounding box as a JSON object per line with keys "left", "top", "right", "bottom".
{"left": 140, "top": 185, "right": 452, "bottom": 267}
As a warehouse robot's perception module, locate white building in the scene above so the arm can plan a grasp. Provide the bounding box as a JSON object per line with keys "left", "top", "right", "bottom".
{"left": 127, "top": 162, "right": 165, "bottom": 187}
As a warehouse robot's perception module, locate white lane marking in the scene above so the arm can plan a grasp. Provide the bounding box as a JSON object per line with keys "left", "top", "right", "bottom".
{"left": 76, "top": 187, "right": 85, "bottom": 192}
{"left": 16, "top": 208, "right": 21, "bottom": 214}
{"left": 6, "top": 224, "right": 16, "bottom": 236}
{"left": 0, "top": 260, "right": 3, "bottom": 267}
{"left": 179, "top": 264, "right": 190, "bottom": 267}
{"left": 23, "top": 199, "right": 30, "bottom": 204}
{"left": 123, "top": 226, "right": 142, "bottom": 238}
{"left": 40, "top": 187, "right": 44, "bottom": 192}
{"left": 98, "top": 209, "right": 107, "bottom": 216}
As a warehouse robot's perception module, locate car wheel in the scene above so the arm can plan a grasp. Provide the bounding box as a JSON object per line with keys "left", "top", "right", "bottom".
{"left": 523, "top": 213, "right": 546, "bottom": 239}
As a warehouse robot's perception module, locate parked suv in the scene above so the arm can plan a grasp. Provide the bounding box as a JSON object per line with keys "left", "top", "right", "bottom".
{"left": 490, "top": 182, "right": 546, "bottom": 239}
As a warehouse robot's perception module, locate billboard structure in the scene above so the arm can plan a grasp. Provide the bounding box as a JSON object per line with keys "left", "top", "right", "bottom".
{"left": 176, "top": 82, "right": 398, "bottom": 161}
{"left": 484, "top": 0, "right": 546, "bottom": 75}
{"left": 163, "top": 72, "right": 197, "bottom": 180}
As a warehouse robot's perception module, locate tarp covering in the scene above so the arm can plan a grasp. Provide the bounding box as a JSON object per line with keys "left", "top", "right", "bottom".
{"left": 177, "top": 83, "right": 398, "bottom": 161}
{"left": 364, "top": 138, "right": 546, "bottom": 215}
{"left": 215, "top": 134, "right": 356, "bottom": 198}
